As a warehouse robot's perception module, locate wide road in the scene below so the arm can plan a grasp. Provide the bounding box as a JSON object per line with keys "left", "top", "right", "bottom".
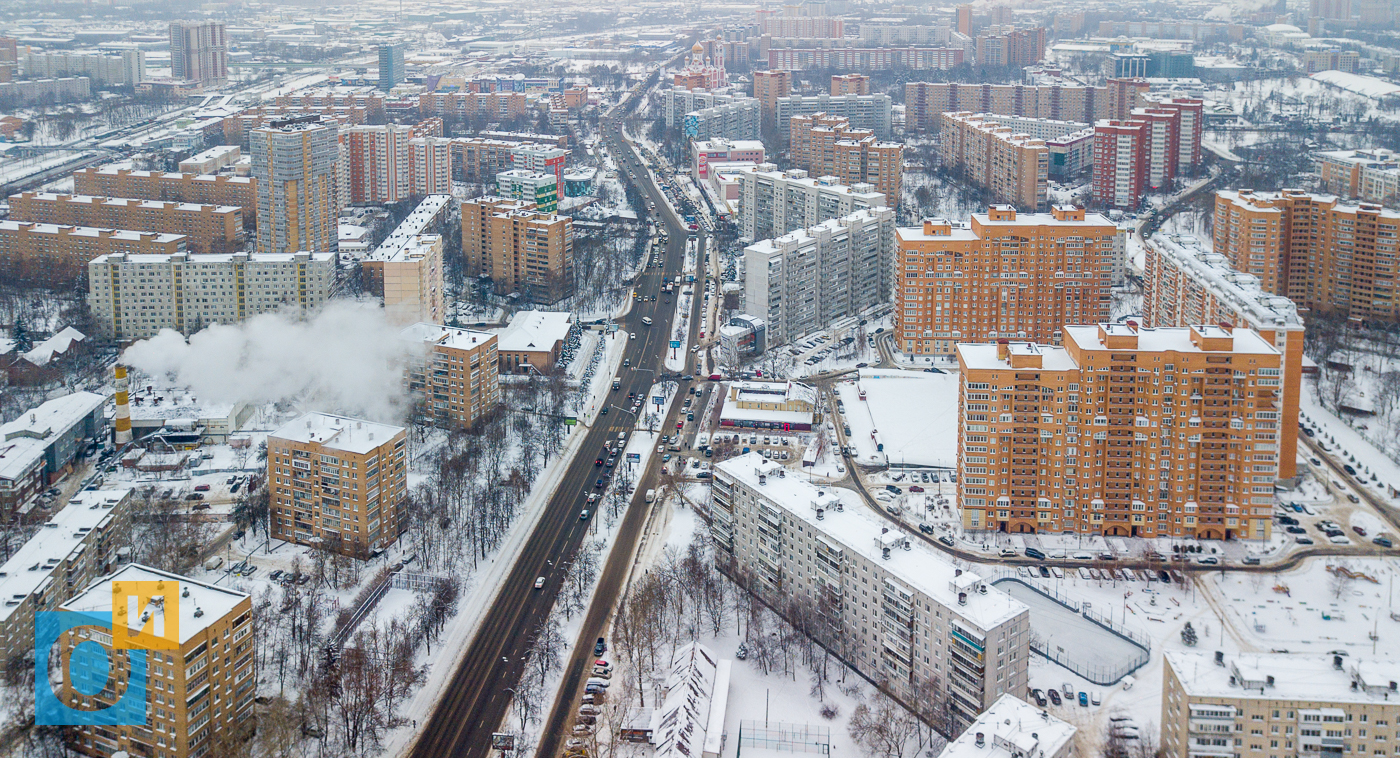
{"left": 408, "top": 115, "right": 695, "bottom": 757}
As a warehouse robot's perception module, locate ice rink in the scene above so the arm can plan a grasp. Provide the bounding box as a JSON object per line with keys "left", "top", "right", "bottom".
{"left": 997, "top": 579, "right": 1149, "bottom": 685}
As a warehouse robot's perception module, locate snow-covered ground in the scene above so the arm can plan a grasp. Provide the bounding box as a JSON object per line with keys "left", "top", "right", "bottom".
{"left": 835, "top": 369, "right": 959, "bottom": 469}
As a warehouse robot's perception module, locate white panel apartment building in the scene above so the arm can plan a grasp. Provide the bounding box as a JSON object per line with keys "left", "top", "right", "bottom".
{"left": 776, "top": 93, "right": 893, "bottom": 138}
{"left": 737, "top": 164, "right": 887, "bottom": 242}
{"left": 744, "top": 208, "right": 895, "bottom": 345}
{"left": 711, "top": 453, "right": 1030, "bottom": 727}
{"left": 88, "top": 251, "right": 335, "bottom": 339}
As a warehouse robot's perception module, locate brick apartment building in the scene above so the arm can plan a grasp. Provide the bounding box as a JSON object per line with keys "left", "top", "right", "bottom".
{"left": 460, "top": 196, "right": 575, "bottom": 303}
{"left": 788, "top": 113, "right": 903, "bottom": 204}
{"left": 8, "top": 192, "right": 244, "bottom": 254}
{"left": 937, "top": 112, "right": 1048, "bottom": 210}
{"left": 72, "top": 168, "right": 256, "bottom": 228}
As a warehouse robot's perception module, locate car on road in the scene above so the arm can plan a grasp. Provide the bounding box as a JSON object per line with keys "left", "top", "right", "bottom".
{"left": 587, "top": 493, "right": 599, "bottom": 503}
{"left": 580, "top": 510, "right": 590, "bottom": 520}
{"left": 535, "top": 577, "right": 546, "bottom": 589}
{"left": 918, "top": 523, "right": 933, "bottom": 534}
{"left": 595, "top": 458, "right": 604, "bottom": 466}
{"left": 595, "top": 478, "right": 606, "bottom": 488}
{"left": 1195, "top": 556, "right": 1220, "bottom": 565}
{"left": 1024, "top": 547, "right": 1046, "bottom": 560}
{"left": 939, "top": 535, "right": 955, "bottom": 547}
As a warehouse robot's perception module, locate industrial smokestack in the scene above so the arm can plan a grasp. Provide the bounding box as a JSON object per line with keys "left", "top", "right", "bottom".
{"left": 114, "top": 365, "right": 132, "bottom": 445}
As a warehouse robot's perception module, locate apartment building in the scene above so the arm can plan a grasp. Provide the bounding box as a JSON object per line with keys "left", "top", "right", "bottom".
{"left": 58, "top": 564, "right": 253, "bottom": 758}
{"left": 0, "top": 77, "right": 90, "bottom": 105}
{"left": 178, "top": 145, "right": 241, "bottom": 175}
{"left": 905, "top": 81, "right": 1112, "bottom": 133}
{"left": 736, "top": 164, "right": 887, "bottom": 242}
{"left": 418, "top": 90, "right": 527, "bottom": 121}
{"left": 251, "top": 117, "right": 339, "bottom": 254}
{"left": 0, "top": 221, "right": 186, "bottom": 285}
{"left": 73, "top": 168, "right": 256, "bottom": 228}
{"left": 938, "top": 695, "right": 1076, "bottom": 758}
{"left": 359, "top": 194, "right": 449, "bottom": 324}
{"left": 275, "top": 90, "right": 386, "bottom": 120}
{"left": 447, "top": 137, "right": 521, "bottom": 182}
{"left": 1162, "top": 652, "right": 1400, "bottom": 758}
{"left": 169, "top": 21, "right": 227, "bottom": 86}
{"left": 775, "top": 93, "right": 892, "bottom": 138}
{"left": 0, "top": 490, "right": 130, "bottom": 667}
{"left": 938, "top": 112, "right": 1049, "bottom": 210}
{"left": 753, "top": 70, "right": 792, "bottom": 126}
{"left": 87, "top": 251, "right": 334, "bottom": 340}
{"left": 1316, "top": 148, "right": 1400, "bottom": 205}
{"left": 789, "top": 114, "right": 903, "bottom": 205}
{"left": 378, "top": 42, "right": 404, "bottom": 91}
{"left": 460, "top": 196, "right": 574, "bottom": 303}
{"left": 0, "top": 393, "right": 107, "bottom": 518}
{"left": 957, "top": 323, "right": 1281, "bottom": 539}
{"left": 267, "top": 412, "right": 409, "bottom": 556}
{"left": 223, "top": 105, "right": 366, "bottom": 148}
{"left": 1213, "top": 188, "right": 1400, "bottom": 320}
{"left": 1093, "top": 120, "right": 1149, "bottom": 209}
{"left": 8, "top": 192, "right": 244, "bottom": 254}
{"left": 711, "top": 453, "right": 1031, "bottom": 726}
{"left": 1304, "top": 48, "right": 1360, "bottom": 73}
{"left": 495, "top": 169, "right": 560, "bottom": 212}
{"left": 767, "top": 45, "right": 964, "bottom": 72}
{"left": 345, "top": 121, "right": 448, "bottom": 204}
{"left": 511, "top": 144, "right": 568, "bottom": 184}
{"left": 399, "top": 323, "right": 501, "bottom": 427}
{"left": 830, "top": 73, "right": 870, "bottom": 96}
{"left": 895, "top": 206, "right": 1116, "bottom": 356}
{"left": 1092, "top": 97, "right": 1204, "bottom": 209}
{"left": 21, "top": 50, "right": 144, "bottom": 87}
{"left": 974, "top": 26, "right": 1046, "bottom": 67}
{"left": 1142, "top": 233, "right": 1305, "bottom": 480}
{"left": 744, "top": 208, "right": 895, "bottom": 345}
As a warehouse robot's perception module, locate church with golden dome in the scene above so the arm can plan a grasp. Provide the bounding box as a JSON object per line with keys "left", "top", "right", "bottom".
{"left": 673, "top": 37, "right": 727, "bottom": 91}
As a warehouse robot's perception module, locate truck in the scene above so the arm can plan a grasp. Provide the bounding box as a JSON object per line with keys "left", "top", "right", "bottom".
{"left": 204, "top": 556, "right": 223, "bottom": 571}
{"left": 645, "top": 489, "right": 657, "bottom": 503}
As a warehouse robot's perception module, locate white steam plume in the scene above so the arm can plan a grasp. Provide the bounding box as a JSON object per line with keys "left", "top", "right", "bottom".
{"left": 121, "top": 301, "right": 413, "bottom": 424}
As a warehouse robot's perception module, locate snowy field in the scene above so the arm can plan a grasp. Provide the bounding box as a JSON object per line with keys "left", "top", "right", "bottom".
{"left": 996, "top": 579, "right": 1149, "bottom": 685}
{"left": 836, "top": 369, "right": 959, "bottom": 468}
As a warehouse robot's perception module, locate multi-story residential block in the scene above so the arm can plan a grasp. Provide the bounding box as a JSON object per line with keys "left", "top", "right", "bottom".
{"left": 0, "top": 221, "right": 186, "bottom": 285}
{"left": 511, "top": 144, "right": 568, "bottom": 185}
{"left": 58, "top": 563, "right": 254, "bottom": 758}
{"left": 251, "top": 117, "right": 339, "bottom": 254}
{"left": 460, "top": 196, "right": 574, "bottom": 303}
{"left": 0, "top": 393, "right": 107, "bottom": 519}
{"left": 1214, "top": 188, "right": 1400, "bottom": 320}
{"left": 1093, "top": 120, "right": 1149, "bottom": 209}
{"left": 957, "top": 4, "right": 973, "bottom": 34}
{"left": 1095, "top": 20, "right": 1235, "bottom": 41}
{"left": 895, "top": 206, "right": 1116, "bottom": 356}
{"left": 789, "top": 113, "right": 903, "bottom": 205}
{"left": 974, "top": 26, "right": 1046, "bottom": 67}
{"left": 378, "top": 42, "right": 404, "bottom": 91}
{"left": 1316, "top": 148, "right": 1400, "bottom": 205}
{"left": 418, "top": 90, "right": 527, "bottom": 121}
{"left": 1094, "top": 101, "right": 1202, "bottom": 210}
{"left": 1162, "top": 652, "right": 1400, "bottom": 758}
{"left": 8, "top": 192, "right": 244, "bottom": 254}
{"left": 400, "top": 323, "right": 501, "bottom": 427}
{"left": 711, "top": 453, "right": 1031, "bottom": 726}
{"left": 766, "top": 45, "right": 964, "bottom": 72}
{"left": 74, "top": 169, "right": 256, "bottom": 227}
{"left": 736, "top": 164, "right": 887, "bottom": 242}
{"left": 177, "top": 145, "right": 241, "bottom": 175}
{"left": 0, "top": 77, "right": 91, "bottom": 105}
{"left": 1304, "top": 47, "right": 1360, "bottom": 73}
{"left": 830, "top": 73, "right": 870, "bottom": 96}
{"left": 957, "top": 323, "right": 1281, "bottom": 539}
{"left": 495, "top": 169, "right": 560, "bottom": 212}
{"left": 222, "top": 105, "right": 367, "bottom": 148}
{"left": 752, "top": 70, "right": 792, "bottom": 127}
{"left": 1106, "top": 77, "right": 1152, "bottom": 120}
{"left": 938, "top": 694, "right": 1076, "bottom": 758}
{"left": 905, "top": 81, "right": 1114, "bottom": 133}
{"left": 775, "top": 93, "right": 892, "bottom": 138}
{"left": 169, "top": 21, "right": 227, "bottom": 86}
{"left": 21, "top": 50, "right": 144, "bottom": 86}
{"left": 274, "top": 90, "right": 386, "bottom": 119}
{"left": 758, "top": 8, "right": 844, "bottom": 37}
{"left": 744, "top": 208, "right": 895, "bottom": 345}
{"left": 361, "top": 195, "right": 450, "bottom": 325}
{"left": 87, "top": 251, "right": 334, "bottom": 339}
{"left": 1142, "top": 233, "right": 1305, "bottom": 480}
{"left": 0, "top": 490, "right": 129, "bottom": 667}
{"left": 691, "top": 138, "right": 765, "bottom": 181}
{"left": 938, "top": 112, "right": 1049, "bottom": 210}
{"left": 345, "top": 121, "right": 447, "bottom": 204}
{"left": 267, "top": 412, "right": 409, "bottom": 556}
{"left": 446, "top": 137, "right": 522, "bottom": 182}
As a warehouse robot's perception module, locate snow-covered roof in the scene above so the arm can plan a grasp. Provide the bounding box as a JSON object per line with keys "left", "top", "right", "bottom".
{"left": 0, "top": 391, "right": 105, "bottom": 482}
{"left": 492, "top": 310, "right": 573, "bottom": 353}
{"left": 650, "top": 642, "right": 730, "bottom": 758}
{"left": 366, "top": 194, "right": 452, "bottom": 262}
{"left": 938, "top": 694, "right": 1076, "bottom": 758}
{"left": 1146, "top": 234, "right": 1303, "bottom": 331}
{"left": 958, "top": 342, "right": 1079, "bottom": 371}
{"left": 0, "top": 490, "right": 131, "bottom": 625}
{"left": 1167, "top": 651, "right": 1400, "bottom": 705}
{"left": 62, "top": 562, "right": 249, "bottom": 644}
{"left": 125, "top": 384, "right": 239, "bottom": 425}
{"left": 716, "top": 453, "right": 1028, "bottom": 630}
{"left": 1311, "top": 70, "right": 1400, "bottom": 99}
{"left": 400, "top": 322, "right": 497, "bottom": 352}
{"left": 1065, "top": 323, "right": 1280, "bottom": 356}
{"left": 270, "top": 412, "right": 404, "bottom": 455}
{"left": 729, "top": 380, "right": 816, "bottom": 407}
{"left": 22, "top": 327, "right": 85, "bottom": 367}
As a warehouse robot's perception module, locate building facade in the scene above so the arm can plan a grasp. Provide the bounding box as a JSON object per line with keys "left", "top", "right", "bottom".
{"left": 8, "top": 192, "right": 244, "bottom": 254}
{"left": 72, "top": 168, "right": 256, "bottom": 228}
{"left": 378, "top": 43, "right": 405, "bottom": 91}
{"left": 957, "top": 323, "right": 1281, "bottom": 539}
{"left": 744, "top": 208, "right": 895, "bottom": 345}
{"left": 345, "top": 121, "right": 448, "bottom": 204}
{"left": 711, "top": 453, "right": 1031, "bottom": 726}
{"left": 906, "top": 81, "right": 1113, "bottom": 133}
{"left": 775, "top": 93, "right": 892, "bottom": 138}
{"left": 0, "top": 393, "right": 107, "bottom": 519}
{"left": 895, "top": 207, "right": 1116, "bottom": 356}
{"left": 0, "top": 221, "right": 186, "bottom": 285}
{"left": 251, "top": 117, "right": 339, "bottom": 254}
{"left": 830, "top": 73, "right": 870, "bottom": 96}
{"left": 938, "top": 695, "right": 1076, "bottom": 758}
{"left": 938, "top": 112, "right": 1049, "bottom": 210}
{"left": 691, "top": 138, "right": 765, "bottom": 181}
{"left": 789, "top": 113, "right": 903, "bottom": 205}
{"left": 1315, "top": 148, "right": 1400, "bottom": 205}
{"left": 169, "top": 21, "right": 227, "bottom": 86}
{"left": 495, "top": 169, "right": 560, "bottom": 212}
{"left": 400, "top": 323, "right": 501, "bottom": 427}
{"left": 267, "top": 412, "right": 409, "bottom": 556}
{"left": 460, "top": 197, "right": 574, "bottom": 303}
{"left": 87, "top": 251, "right": 334, "bottom": 340}
{"left": 735, "top": 164, "right": 887, "bottom": 242}
{"left": 360, "top": 194, "right": 450, "bottom": 324}
{"left": 752, "top": 70, "right": 792, "bottom": 127}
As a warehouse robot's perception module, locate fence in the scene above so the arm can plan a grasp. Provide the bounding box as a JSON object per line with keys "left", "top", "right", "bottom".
{"left": 992, "top": 577, "right": 1152, "bottom": 686}
{"left": 332, "top": 570, "right": 447, "bottom": 650}
{"left": 1034, "top": 646, "right": 1150, "bottom": 688}
{"left": 737, "top": 721, "right": 831, "bottom": 756}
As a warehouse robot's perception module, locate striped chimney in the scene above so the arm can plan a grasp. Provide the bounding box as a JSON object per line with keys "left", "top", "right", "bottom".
{"left": 114, "top": 365, "right": 132, "bottom": 445}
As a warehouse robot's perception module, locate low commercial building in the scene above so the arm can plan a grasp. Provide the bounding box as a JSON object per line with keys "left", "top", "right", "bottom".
{"left": 691, "top": 138, "right": 765, "bottom": 181}
{"left": 87, "top": 251, "right": 335, "bottom": 340}
{"left": 1162, "top": 652, "right": 1400, "bottom": 758}
{"left": 360, "top": 194, "right": 450, "bottom": 325}
{"left": 495, "top": 169, "right": 559, "bottom": 212}
{"left": 267, "top": 412, "right": 409, "bottom": 557}
{"left": 0, "top": 489, "right": 131, "bottom": 668}
{"left": 7, "top": 192, "right": 245, "bottom": 254}
{"left": 743, "top": 208, "right": 895, "bottom": 346}
{"left": 0, "top": 221, "right": 187, "bottom": 286}
{"left": 717, "top": 381, "right": 817, "bottom": 430}
{"left": 711, "top": 453, "right": 1030, "bottom": 726}
{"left": 400, "top": 323, "right": 501, "bottom": 428}
{"left": 59, "top": 564, "right": 254, "bottom": 758}
{"left": 0, "top": 391, "right": 106, "bottom": 518}
{"left": 736, "top": 164, "right": 887, "bottom": 242}
{"left": 937, "top": 694, "right": 1076, "bottom": 758}
{"left": 938, "top": 112, "right": 1049, "bottom": 210}
{"left": 178, "top": 144, "right": 242, "bottom": 174}
{"left": 648, "top": 643, "right": 730, "bottom": 758}
{"left": 718, "top": 314, "right": 767, "bottom": 366}
{"left": 491, "top": 310, "right": 575, "bottom": 374}
{"left": 957, "top": 324, "right": 1281, "bottom": 539}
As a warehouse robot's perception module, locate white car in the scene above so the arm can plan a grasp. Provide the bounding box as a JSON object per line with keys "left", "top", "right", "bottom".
{"left": 534, "top": 577, "right": 545, "bottom": 589}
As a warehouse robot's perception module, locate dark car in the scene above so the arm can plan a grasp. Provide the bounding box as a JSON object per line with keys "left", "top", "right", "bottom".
{"left": 939, "top": 535, "right": 955, "bottom": 547}
{"left": 1294, "top": 536, "right": 1314, "bottom": 545}
{"left": 595, "top": 478, "right": 607, "bottom": 488}
{"left": 595, "top": 458, "right": 604, "bottom": 467}
{"left": 1038, "top": 566, "right": 1051, "bottom": 578}
{"left": 1285, "top": 526, "right": 1306, "bottom": 534}
{"left": 1353, "top": 525, "right": 1368, "bottom": 536}
{"left": 1048, "top": 689, "right": 1062, "bottom": 706}
{"left": 1157, "top": 570, "right": 1172, "bottom": 583}
{"left": 1373, "top": 536, "right": 1394, "bottom": 548}
{"left": 1277, "top": 515, "right": 1298, "bottom": 525}
{"left": 885, "top": 484, "right": 901, "bottom": 495}
{"left": 1344, "top": 464, "right": 1357, "bottom": 476}
{"left": 594, "top": 638, "right": 607, "bottom": 656}
{"left": 1029, "top": 688, "right": 1047, "bottom": 706}
{"left": 918, "top": 523, "right": 934, "bottom": 534}
{"left": 1024, "top": 547, "right": 1046, "bottom": 560}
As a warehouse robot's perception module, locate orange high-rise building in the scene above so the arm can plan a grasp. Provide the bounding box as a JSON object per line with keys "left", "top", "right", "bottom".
{"left": 895, "top": 206, "right": 1116, "bottom": 356}
{"left": 461, "top": 197, "right": 574, "bottom": 303}
{"left": 937, "top": 112, "right": 1049, "bottom": 210}
{"left": 957, "top": 323, "right": 1280, "bottom": 540}
{"left": 753, "top": 70, "right": 793, "bottom": 128}
{"left": 830, "top": 73, "right": 870, "bottom": 96}
{"left": 788, "top": 113, "right": 902, "bottom": 204}
{"left": 1214, "top": 188, "right": 1400, "bottom": 321}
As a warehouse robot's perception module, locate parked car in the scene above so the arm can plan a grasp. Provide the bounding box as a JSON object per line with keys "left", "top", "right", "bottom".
{"left": 594, "top": 638, "right": 607, "bottom": 656}
{"left": 1373, "top": 536, "right": 1394, "bottom": 548}
{"left": 1353, "top": 525, "right": 1368, "bottom": 537}
{"left": 194, "top": 484, "right": 211, "bottom": 492}
{"left": 1047, "top": 689, "right": 1062, "bottom": 706}
{"left": 1024, "top": 547, "right": 1046, "bottom": 560}
{"left": 1078, "top": 691, "right": 1089, "bottom": 707}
